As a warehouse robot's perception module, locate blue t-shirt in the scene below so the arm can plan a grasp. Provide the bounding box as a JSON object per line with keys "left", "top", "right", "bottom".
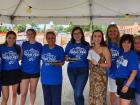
{"left": 107, "top": 41, "right": 122, "bottom": 79}
{"left": 0, "top": 52, "right": 2, "bottom": 97}
{"left": 0, "top": 44, "right": 20, "bottom": 70}
{"left": 136, "top": 79, "right": 140, "bottom": 94}
{"left": 41, "top": 44, "right": 64, "bottom": 85}
{"left": 136, "top": 52, "right": 140, "bottom": 78}
{"left": 0, "top": 53, "right": 1, "bottom": 71}
{"left": 136, "top": 52, "right": 140, "bottom": 94}
{"left": 0, "top": 53, "right": 1, "bottom": 84}
{"left": 116, "top": 51, "right": 138, "bottom": 88}
{"left": 21, "top": 41, "right": 42, "bottom": 74}
{"left": 65, "top": 42, "right": 89, "bottom": 69}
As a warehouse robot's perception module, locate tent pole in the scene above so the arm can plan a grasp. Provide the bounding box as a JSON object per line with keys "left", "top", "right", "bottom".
{"left": 12, "top": 0, "right": 23, "bottom": 16}
{"left": 89, "top": 0, "right": 93, "bottom": 32}
{"left": 43, "top": 24, "right": 47, "bottom": 44}
{"left": 44, "top": 24, "right": 47, "bottom": 33}
{"left": 11, "top": 0, "right": 23, "bottom": 24}
{"left": 90, "top": 16, "right": 93, "bottom": 32}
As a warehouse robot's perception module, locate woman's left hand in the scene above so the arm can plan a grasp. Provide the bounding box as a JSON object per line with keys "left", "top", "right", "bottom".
{"left": 121, "top": 85, "right": 129, "bottom": 93}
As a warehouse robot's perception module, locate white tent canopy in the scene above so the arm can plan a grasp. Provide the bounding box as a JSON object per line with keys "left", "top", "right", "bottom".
{"left": 0, "top": 0, "right": 140, "bottom": 25}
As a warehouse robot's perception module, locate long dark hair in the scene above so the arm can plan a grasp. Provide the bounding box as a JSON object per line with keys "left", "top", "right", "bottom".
{"left": 4, "top": 31, "right": 21, "bottom": 57}
{"left": 91, "top": 30, "right": 107, "bottom": 47}
{"left": 120, "top": 34, "right": 134, "bottom": 50}
{"left": 70, "top": 26, "right": 89, "bottom": 46}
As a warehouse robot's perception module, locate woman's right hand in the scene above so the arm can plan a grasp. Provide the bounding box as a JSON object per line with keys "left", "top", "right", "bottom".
{"left": 121, "top": 85, "right": 129, "bottom": 93}
{"left": 90, "top": 59, "right": 98, "bottom": 65}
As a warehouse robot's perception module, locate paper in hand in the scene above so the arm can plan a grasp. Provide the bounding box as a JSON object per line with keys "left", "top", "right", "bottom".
{"left": 87, "top": 50, "right": 100, "bottom": 63}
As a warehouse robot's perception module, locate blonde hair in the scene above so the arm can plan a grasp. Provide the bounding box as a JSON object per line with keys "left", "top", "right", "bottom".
{"left": 134, "top": 35, "right": 140, "bottom": 51}
{"left": 134, "top": 35, "right": 140, "bottom": 42}
{"left": 106, "top": 24, "right": 120, "bottom": 43}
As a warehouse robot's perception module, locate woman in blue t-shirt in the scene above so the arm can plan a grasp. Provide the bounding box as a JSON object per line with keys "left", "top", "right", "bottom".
{"left": 41, "top": 31, "right": 64, "bottom": 105}
{"left": 134, "top": 36, "right": 140, "bottom": 105}
{"left": 0, "top": 52, "right": 2, "bottom": 97}
{"left": 65, "top": 26, "right": 89, "bottom": 105}
{"left": 20, "top": 29, "right": 42, "bottom": 105}
{"left": 106, "top": 24, "right": 121, "bottom": 105}
{"left": 116, "top": 34, "right": 138, "bottom": 105}
{"left": 0, "top": 31, "right": 21, "bottom": 105}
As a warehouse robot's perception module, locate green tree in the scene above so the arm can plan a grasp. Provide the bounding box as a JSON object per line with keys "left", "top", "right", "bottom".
{"left": 14, "top": 24, "right": 26, "bottom": 32}
{"left": 37, "top": 28, "right": 44, "bottom": 33}
{"left": 81, "top": 25, "right": 90, "bottom": 32}
{"left": 92, "top": 25, "right": 107, "bottom": 33}
{"left": 30, "top": 23, "right": 39, "bottom": 31}
{"left": 54, "top": 25, "right": 64, "bottom": 33}
{"left": 0, "top": 26, "right": 8, "bottom": 32}
{"left": 58, "top": 23, "right": 107, "bottom": 34}
{"left": 63, "top": 22, "right": 74, "bottom": 33}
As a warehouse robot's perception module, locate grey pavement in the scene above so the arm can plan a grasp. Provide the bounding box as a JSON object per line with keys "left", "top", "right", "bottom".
{"left": 2, "top": 63, "right": 135, "bottom": 105}
{"left": 4, "top": 62, "right": 88, "bottom": 105}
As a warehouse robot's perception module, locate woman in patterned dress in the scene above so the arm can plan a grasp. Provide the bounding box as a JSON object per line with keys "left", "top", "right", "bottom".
{"left": 87, "top": 30, "right": 111, "bottom": 105}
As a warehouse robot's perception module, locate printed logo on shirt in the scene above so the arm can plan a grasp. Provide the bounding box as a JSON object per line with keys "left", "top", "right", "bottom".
{"left": 138, "top": 61, "right": 140, "bottom": 71}
{"left": 116, "top": 56, "right": 128, "bottom": 68}
{"left": 41, "top": 53, "right": 56, "bottom": 65}
{"left": 110, "top": 48, "right": 119, "bottom": 61}
{"left": 2, "top": 51, "right": 18, "bottom": 64}
{"left": 0, "top": 57, "right": 1, "bottom": 65}
{"left": 69, "top": 47, "right": 86, "bottom": 60}
{"left": 24, "top": 48, "right": 40, "bottom": 61}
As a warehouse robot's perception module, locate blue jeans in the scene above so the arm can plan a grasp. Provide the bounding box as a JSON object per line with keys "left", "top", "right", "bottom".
{"left": 136, "top": 93, "right": 140, "bottom": 105}
{"left": 67, "top": 67, "right": 89, "bottom": 105}
{"left": 42, "top": 84, "right": 62, "bottom": 105}
{"left": 0, "top": 84, "right": 1, "bottom": 97}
